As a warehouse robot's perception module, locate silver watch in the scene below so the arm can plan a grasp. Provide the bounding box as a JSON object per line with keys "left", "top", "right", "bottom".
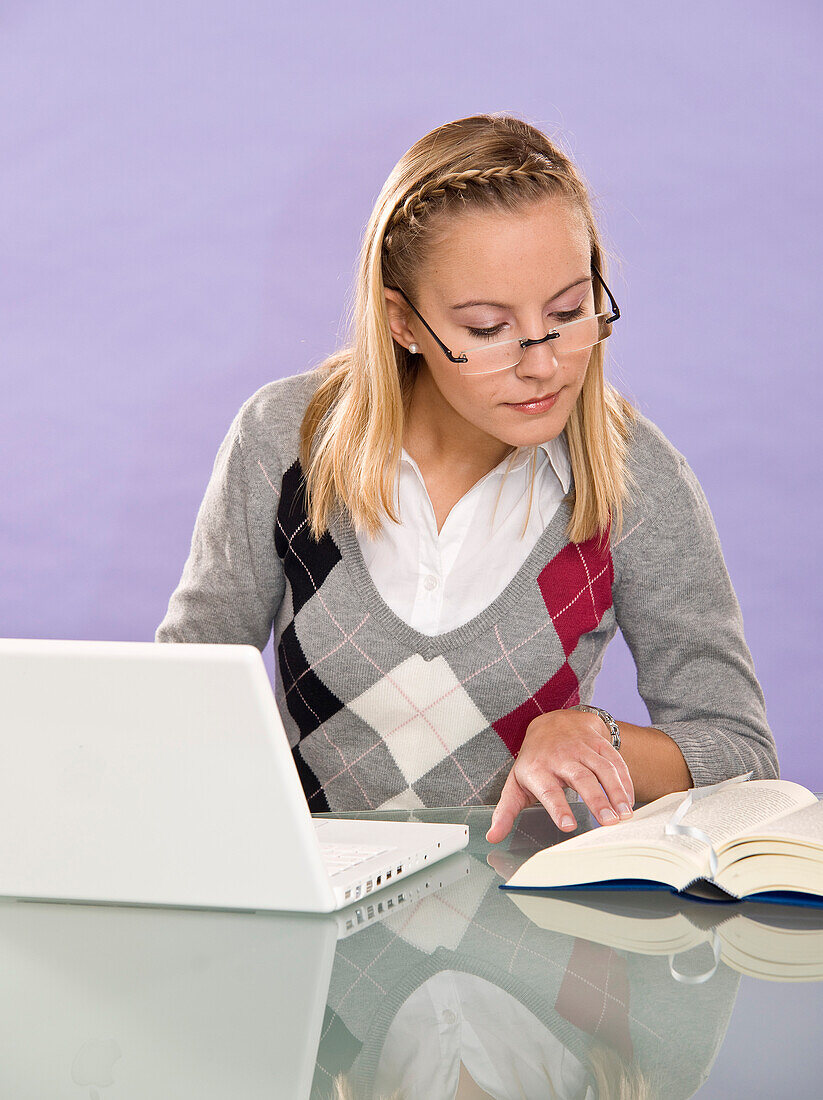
{"left": 571, "top": 704, "right": 621, "bottom": 750}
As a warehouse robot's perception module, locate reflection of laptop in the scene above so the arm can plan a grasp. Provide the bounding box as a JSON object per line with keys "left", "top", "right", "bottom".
{"left": 0, "top": 852, "right": 472, "bottom": 1099}
{"left": 0, "top": 639, "right": 469, "bottom": 912}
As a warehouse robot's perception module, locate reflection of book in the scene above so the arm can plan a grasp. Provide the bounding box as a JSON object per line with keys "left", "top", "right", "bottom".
{"left": 508, "top": 889, "right": 823, "bottom": 982}
{"left": 501, "top": 778, "right": 823, "bottom": 906}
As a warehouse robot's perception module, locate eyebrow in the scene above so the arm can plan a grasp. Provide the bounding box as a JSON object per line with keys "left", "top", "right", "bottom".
{"left": 449, "top": 275, "right": 592, "bottom": 311}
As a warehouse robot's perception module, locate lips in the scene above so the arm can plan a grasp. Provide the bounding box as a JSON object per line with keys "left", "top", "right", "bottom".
{"left": 505, "top": 390, "right": 560, "bottom": 412}
{"left": 509, "top": 391, "right": 557, "bottom": 406}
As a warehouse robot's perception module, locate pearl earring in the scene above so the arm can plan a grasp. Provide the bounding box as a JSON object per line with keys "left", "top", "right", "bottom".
{"left": 408, "top": 343, "right": 419, "bottom": 355}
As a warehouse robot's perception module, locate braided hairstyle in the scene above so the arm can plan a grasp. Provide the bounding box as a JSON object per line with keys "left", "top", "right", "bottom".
{"left": 300, "top": 113, "right": 635, "bottom": 543}
{"left": 381, "top": 151, "right": 589, "bottom": 253}
{"left": 382, "top": 155, "right": 578, "bottom": 246}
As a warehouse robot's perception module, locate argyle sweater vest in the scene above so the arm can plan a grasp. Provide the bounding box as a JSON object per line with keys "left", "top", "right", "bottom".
{"left": 155, "top": 368, "right": 779, "bottom": 811}
{"left": 273, "top": 459, "right": 618, "bottom": 813}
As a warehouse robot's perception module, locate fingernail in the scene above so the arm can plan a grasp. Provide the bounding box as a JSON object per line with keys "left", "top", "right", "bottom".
{"left": 561, "top": 815, "right": 575, "bottom": 829}
{"left": 618, "top": 803, "right": 632, "bottom": 818}
{"left": 599, "top": 808, "right": 618, "bottom": 823}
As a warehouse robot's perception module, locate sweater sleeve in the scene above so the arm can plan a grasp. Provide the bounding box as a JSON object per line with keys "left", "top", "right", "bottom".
{"left": 612, "top": 453, "right": 779, "bottom": 786}
{"left": 154, "top": 410, "right": 285, "bottom": 652}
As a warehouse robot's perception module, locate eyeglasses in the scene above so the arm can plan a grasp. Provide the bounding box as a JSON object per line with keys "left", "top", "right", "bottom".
{"left": 386, "top": 263, "right": 620, "bottom": 376}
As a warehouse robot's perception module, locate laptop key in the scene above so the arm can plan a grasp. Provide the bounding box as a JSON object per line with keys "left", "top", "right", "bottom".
{"left": 318, "top": 843, "right": 390, "bottom": 875}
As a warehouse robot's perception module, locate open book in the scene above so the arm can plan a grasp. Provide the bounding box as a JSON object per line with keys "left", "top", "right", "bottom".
{"left": 500, "top": 776, "right": 823, "bottom": 907}
{"left": 507, "top": 888, "right": 823, "bottom": 983}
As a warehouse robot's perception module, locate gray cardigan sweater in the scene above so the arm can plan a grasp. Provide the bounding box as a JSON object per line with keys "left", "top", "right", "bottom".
{"left": 155, "top": 368, "right": 779, "bottom": 811}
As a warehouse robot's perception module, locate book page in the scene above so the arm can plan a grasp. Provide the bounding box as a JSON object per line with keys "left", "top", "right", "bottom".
{"left": 738, "top": 799, "right": 823, "bottom": 845}
{"left": 505, "top": 782, "right": 817, "bottom": 890}
{"left": 550, "top": 791, "right": 704, "bottom": 859}
{"left": 542, "top": 781, "right": 815, "bottom": 862}
{"left": 682, "top": 782, "right": 817, "bottom": 854}
{"left": 714, "top": 800, "right": 823, "bottom": 891}
{"left": 504, "top": 791, "right": 705, "bottom": 889}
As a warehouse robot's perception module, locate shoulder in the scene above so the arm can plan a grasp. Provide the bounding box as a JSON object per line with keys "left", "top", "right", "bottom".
{"left": 229, "top": 367, "right": 324, "bottom": 472}
{"left": 619, "top": 408, "right": 704, "bottom": 528}
{"left": 609, "top": 408, "right": 721, "bottom": 566}
{"left": 234, "top": 367, "right": 323, "bottom": 444}
{"left": 624, "top": 408, "right": 690, "bottom": 493}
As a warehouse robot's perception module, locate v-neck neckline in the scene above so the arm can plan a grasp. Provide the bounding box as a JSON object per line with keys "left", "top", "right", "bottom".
{"left": 329, "top": 496, "right": 574, "bottom": 659}
{"left": 399, "top": 446, "right": 520, "bottom": 540}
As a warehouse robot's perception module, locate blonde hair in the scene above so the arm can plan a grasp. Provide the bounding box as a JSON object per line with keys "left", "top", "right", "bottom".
{"left": 300, "top": 112, "right": 636, "bottom": 546}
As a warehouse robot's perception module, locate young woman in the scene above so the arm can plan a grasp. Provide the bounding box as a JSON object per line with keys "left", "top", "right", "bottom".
{"left": 155, "top": 113, "right": 778, "bottom": 842}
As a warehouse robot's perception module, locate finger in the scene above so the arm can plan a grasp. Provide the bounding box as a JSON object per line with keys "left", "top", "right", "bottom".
{"left": 486, "top": 767, "right": 533, "bottom": 844}
{"left": 559, "top": 760, "right": 629, "bottom": 826}
{"left": 576, "top": 715, "right": 635, "bottom": 805}
{"left": 576, "top": 721, "right": 638, "bottom": 809}
{"left": 608, "top": 744, "right": 635, "bottom": 806}
{"left": 580, "top": 744, "right": 635, "bottom": 817}
{"left": 526, "top": 777, "right": 580, "bottom": 833}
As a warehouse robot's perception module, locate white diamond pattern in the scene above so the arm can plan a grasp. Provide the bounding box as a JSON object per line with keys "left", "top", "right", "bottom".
{"left": 348, "top": 654, "right": 489, "bottom": 786}
{"left": 377, "top": 788, "right": 426, "bottom": 811}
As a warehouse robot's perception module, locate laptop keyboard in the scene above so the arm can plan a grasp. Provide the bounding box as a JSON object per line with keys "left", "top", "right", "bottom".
{"left": 318, "top": 842, "right": 390, "bottom": 876}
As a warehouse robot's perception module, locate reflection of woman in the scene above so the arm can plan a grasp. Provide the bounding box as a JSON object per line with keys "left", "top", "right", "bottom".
{"left": 364, "top": 970, "right": 652, "bottom": 1100}
{"left": 311, "top": 812, "right": 741, "bottom": 1100}
{"left": 333, "top": 993, "right": 653, "bottom": 1099}
{"left": 156, "top": 112, "right": 778, "bottom": 836}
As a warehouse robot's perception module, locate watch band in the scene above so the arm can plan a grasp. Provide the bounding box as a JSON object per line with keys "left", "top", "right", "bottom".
{"left": 570, "top": 704, "right": 621, "bottom": 750}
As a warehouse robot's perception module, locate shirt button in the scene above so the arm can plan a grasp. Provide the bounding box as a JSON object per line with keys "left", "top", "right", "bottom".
{"left": 423, "top": 574, "right": 439, "bottom": 591}
{"left": 442, "top": 1009, "right": 457, "bottom": 1026}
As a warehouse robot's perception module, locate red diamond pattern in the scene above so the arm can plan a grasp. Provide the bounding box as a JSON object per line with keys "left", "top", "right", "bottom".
{"left": 538, "top": 526, "right": 614, "bottom": 656}
{"left": 493, "top": 525, "right": 613, "bottom": 756}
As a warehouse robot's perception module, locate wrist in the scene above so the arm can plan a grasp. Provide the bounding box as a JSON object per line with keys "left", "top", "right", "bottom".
{"left": 569, "top": 704, "right": 621, "bottom": 751}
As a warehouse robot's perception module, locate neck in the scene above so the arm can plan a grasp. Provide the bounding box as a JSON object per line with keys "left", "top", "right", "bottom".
{"left": 403, "top": 368, "right": 514, "bottom": 480}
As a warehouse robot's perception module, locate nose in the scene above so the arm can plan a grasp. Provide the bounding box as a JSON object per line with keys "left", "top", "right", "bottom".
{"left": 513, "top": 334, "right": 561, "bottom": 382}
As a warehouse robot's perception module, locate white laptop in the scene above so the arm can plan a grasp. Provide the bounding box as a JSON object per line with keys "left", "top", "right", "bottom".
{"left": 0, "top": 638, "right": 469, "bottom": 912}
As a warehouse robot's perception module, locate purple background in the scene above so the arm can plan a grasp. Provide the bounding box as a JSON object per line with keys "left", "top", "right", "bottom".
{"left": 2, "top": 2, "right": 820, "bottom": 786}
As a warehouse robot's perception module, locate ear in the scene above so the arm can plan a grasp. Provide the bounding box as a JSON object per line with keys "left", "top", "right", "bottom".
{"left": 383, "top": 288, "right": 417, "bottom": 350}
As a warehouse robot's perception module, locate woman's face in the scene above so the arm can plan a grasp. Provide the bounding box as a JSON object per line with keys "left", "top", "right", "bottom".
{"left": 386, "top": 196, "right": 596, "bottom": 455}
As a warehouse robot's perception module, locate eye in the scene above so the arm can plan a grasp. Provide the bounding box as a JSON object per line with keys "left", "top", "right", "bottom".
{"left": 551, "top": 305, "right": 587, "bottom": 325}
{"left": 466, "top": 304, "right": 589, "bottom": 342}
{"left": 466, "top": 325, "right": 505, "bottom": 341}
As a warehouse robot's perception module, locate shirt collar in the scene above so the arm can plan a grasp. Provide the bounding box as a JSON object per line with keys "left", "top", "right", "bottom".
{"left": 399, "top": 432, "right": 572, "bottom": 495}
{"left": 506, "top": 433, "right": 572, "bottom": 494}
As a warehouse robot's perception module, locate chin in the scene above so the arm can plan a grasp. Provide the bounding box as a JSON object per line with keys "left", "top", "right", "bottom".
{"left": 504, "top": 410, "right": 570, "bottom": 444}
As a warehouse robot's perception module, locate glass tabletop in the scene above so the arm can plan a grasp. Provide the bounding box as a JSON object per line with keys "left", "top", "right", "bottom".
{"left": 0, "top": 803, "right": 820, "bottom": 1098}
{"left": 308, "top": 803, "right": 823, "bottom": 1099}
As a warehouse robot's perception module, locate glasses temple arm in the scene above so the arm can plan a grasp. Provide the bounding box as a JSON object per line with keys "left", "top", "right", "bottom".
{"left": 591, "top": 263, "right": 621, "bottom": 322}
{"left": 384, "top": 285, "right": 467, "bottom": 363}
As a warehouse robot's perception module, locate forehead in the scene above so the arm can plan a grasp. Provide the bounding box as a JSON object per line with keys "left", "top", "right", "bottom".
{"left": 420, "top": 197, "right": 591, "bottom": 301}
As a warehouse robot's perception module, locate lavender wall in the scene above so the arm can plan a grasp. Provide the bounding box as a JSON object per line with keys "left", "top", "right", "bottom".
{"left": 2, "top": 1, "right": 820, "bottom": 786}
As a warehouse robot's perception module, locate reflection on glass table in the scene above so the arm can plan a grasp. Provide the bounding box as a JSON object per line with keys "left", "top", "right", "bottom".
{"left": 0, "top": 802, "right": 821, "bottom": 1098}
{"left": 312, "top": 803, "right": 823, "bottom": 1100}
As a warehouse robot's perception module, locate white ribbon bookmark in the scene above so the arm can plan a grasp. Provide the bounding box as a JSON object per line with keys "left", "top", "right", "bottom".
{"left": 669, "top": 932, "right": 722, "bottom": 985}
{"left": 663, "top": 771, "right": 753, "bottom": 879}
{"left": 663, "top": 772, "right": 753, "bottom": 984}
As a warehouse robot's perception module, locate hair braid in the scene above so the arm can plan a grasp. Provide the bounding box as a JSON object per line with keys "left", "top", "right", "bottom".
{"left": 382, "top": 157, "right": 580, "bottom": 251}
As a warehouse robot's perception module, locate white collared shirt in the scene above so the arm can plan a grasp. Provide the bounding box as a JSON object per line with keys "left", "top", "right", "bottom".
{"left": 374, "top": 969, "right": 594, "bottom": 1100}
{"left": 355, "top": 435, "right": 572, "bottom": 636}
